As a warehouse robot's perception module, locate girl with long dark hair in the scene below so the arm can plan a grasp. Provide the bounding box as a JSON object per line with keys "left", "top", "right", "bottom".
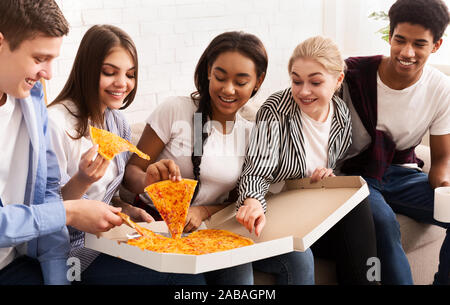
{"left": 48, "top": 24, "right": 205, "bottom": 285}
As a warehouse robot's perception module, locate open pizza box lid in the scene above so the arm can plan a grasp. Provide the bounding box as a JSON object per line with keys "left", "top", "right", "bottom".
{"left": 85, "top": 176, "right": 369, "bottom": 274}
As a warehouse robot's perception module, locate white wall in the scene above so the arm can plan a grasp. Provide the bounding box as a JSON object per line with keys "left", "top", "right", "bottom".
{"left": 50, "top": 0, "right": 325, "bottom": 123}
{"left": 324, "top": 0, "right": 450, "bottom": 65}
{"left": 49, "top": 0, "right": 449, "bottom": 123}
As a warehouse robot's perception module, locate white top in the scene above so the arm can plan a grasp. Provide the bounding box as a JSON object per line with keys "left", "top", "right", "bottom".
{"left": 143, "top": 96, "right": 254, "bottom": 206}
{"left": 0, "top": 95, "right": 30, "bottom": 270}
{"left": 376, "top": 65, "right": 450, "bottom": 150}
{"left": 301, "top": 101, "right": 335, "bottom": 177}
{"left": 48, "top": 101, "right": 118, "bottom": 201}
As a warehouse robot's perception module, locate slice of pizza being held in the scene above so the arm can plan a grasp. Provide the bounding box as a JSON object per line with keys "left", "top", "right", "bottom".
{"left": 89, "top": 125, "right": 150, "bottom": 161}
{"left": 145, "top": 179, "right": 198, "bottom": 239}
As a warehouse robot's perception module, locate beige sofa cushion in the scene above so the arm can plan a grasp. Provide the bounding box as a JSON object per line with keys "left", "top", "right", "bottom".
{"left": 130, "top": 122, "right": 146, "bottom": 145}
{"left": 398, "top": 214, "right": 446, "bottom": 253}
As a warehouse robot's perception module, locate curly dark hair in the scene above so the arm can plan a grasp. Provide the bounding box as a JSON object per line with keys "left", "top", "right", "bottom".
{"left": 190, "top": 31, "right": 268, "bottom": 202}
{"left": 389, "top": 0, "right": 449, "bottom": 43}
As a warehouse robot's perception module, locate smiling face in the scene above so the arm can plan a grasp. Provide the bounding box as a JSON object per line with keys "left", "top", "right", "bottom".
{"left": 208, "top": 51, "right": 263, "bottom": 124}
{"left": 0, "top": 32, "right": 62, "bottom": 100}
{"left": 98, "top": 46, "right": 136, "bottom": 112}
{"left": 290, "top": 57, "right": 344, "bottom": 122}
{"left": 387, "top": 22, "right": 442, "bottom": 85}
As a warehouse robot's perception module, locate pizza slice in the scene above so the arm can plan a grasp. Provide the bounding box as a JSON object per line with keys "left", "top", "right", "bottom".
{"left": 89, "top": 125, "right": 150, "bottom": 161}
{"left": 118, "top": 212, "right": 151, "bottom": 237}
{"left": 144, "top": 179, "right": 198, "bottom": 239}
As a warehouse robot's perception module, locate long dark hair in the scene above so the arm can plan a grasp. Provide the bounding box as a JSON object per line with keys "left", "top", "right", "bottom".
{"left": 190, "top": 31, "right": 268, "bottom": 201}
{"left": 49, "top": 24, "right": 138, "bottom": 139}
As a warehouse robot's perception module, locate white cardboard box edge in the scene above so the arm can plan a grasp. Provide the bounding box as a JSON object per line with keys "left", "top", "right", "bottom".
{"left": 85, "top": 176, "right": 368, "bottom": 273}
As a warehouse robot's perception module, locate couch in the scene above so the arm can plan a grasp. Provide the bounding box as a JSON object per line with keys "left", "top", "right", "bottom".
{"left": 127, "top": 114, "right": 446, "bottom": 285}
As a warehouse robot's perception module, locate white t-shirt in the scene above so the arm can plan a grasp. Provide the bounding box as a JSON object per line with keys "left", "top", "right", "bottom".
{"left": 376, "top": 65, "right": 450, "bottom": 149}
{"left": 301, "top": 101, "right": 334, "bottom": 177}
{"left": 48, "top": 101, "right": 118, "bottom": 201}
{"left": 0, "top": 95, "right": 30, "bottom": 270}
{"left": 342, "top": 65, "right": 450, "bottom": 168}
{"left": 143, "top": 96, "right": 254, "bottom": 206}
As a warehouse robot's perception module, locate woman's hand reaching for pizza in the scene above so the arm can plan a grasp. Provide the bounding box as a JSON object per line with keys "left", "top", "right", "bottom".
{"left": 310, "top": 167, "right": 335, "bottom": 184}
{"left": 144, "top": 159, "right": 182, "bottom": 186}
{"left": 184, "top": 206, "right": 209, "bottom": 233}
{"left": 236, "top": 198, "right": 266, "bottom": 237}
{"left": 184, "top": 205, "right": 226, "bottom": 233}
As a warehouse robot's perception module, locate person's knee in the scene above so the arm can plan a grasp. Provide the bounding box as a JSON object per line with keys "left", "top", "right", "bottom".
{"left": 373, "top": 211, "right": 401, "bottom": 242}
{"left": 369, "top": 199, "right": 399, "bottom": 232}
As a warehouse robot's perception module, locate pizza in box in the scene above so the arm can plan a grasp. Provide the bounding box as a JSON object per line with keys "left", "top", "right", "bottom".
{"left": 118, "top": 178, "right": 254, "bottom": 255}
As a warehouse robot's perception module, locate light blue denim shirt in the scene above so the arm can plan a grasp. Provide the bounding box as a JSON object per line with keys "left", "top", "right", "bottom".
{"left": 0, "top": 82, "right": 69, "bottom": 284}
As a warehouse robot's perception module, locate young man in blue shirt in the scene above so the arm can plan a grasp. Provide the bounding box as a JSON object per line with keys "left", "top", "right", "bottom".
{"left": 0, "top": 0, "right": 124, "bottom": 285}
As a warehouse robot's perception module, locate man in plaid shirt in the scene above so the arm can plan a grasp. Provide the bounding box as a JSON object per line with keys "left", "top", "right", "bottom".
{"left": 340, "top": 0, "right": 450, "bottom": 285}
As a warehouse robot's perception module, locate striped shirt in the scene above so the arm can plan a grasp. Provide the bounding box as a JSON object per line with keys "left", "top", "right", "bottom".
{"left": 236, "top": 88, "right": 352, "bottom": 211}
{"left": 49, "top": 103, "right": 131, "bottom": 272}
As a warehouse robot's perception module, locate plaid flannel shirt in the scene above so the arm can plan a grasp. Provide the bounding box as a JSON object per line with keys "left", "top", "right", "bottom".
{"left": 341, "top": 55, "right": 424, "bottom": 180}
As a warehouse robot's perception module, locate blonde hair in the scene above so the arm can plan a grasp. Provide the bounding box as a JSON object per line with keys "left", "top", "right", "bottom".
{"left": 288, "top": 36, "right": 346, "bottom": 78}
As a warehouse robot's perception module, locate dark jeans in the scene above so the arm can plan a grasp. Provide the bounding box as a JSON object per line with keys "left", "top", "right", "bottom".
{"left": 76, "top": 253, "right": 206, "bottom": 285}
{"left": 252, "top": 249, "right": 314, "bottom": 285}
{"left": 311, "top": 198, "right": 378, "bottom": 285}
{"left": 364, "top": 165, "right": 450, "bottom": 285}
{"left": 0, "top": 256, "right": 44, "bottom": 285}
{"left": 204, "top": 263, "right": 254, "bottom": 285}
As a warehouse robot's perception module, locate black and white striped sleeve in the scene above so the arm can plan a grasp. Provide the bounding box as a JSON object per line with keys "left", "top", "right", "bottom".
{"left": 236, "top": 106, "right": 281, "bottom": 212}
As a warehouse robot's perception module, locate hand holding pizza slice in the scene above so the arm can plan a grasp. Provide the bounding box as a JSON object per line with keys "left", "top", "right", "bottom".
{"left": 89, "top": 125, "right": 150, "bottom": 161}
{"left": 144, "top": 179, "right": 198, "bottom": 239}
{"left": 118, "top": 212, "right": 152, "bottom": 237}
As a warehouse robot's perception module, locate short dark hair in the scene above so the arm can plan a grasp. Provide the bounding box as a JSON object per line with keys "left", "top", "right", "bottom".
{"left": 0, "top": 0, "right": 69, "bottom": 51}
{"left": 389, "top": 0, "right": 449, "bottom": 43}
{"left": 50, "top": 25, "right": 138, "bottom": 140}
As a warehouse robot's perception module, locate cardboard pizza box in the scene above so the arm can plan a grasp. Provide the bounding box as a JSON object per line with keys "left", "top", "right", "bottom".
{"left": 84, "top": 221, "right": 293, "bottom": 274}
{"left": 85, "top": 176, "right": 368, "bottom": 274}
{"left": 205, "top": 175, "right": 369, "bottom": 251}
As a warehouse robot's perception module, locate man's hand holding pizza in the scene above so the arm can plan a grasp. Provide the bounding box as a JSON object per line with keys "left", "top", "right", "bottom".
{"left": 64, "top": 199, "right": 123, "bottom": 234}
